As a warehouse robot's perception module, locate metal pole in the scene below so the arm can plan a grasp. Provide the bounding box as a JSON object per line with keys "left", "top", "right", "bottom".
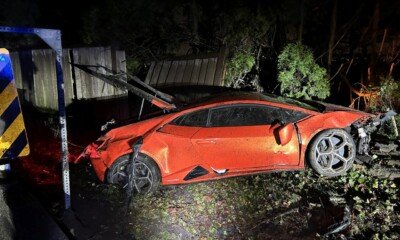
{"left": 0, "top": 26, "right": 71, "bottom": 209}
{"left": 54, "top": 35, "right": 71, "bottom": 210}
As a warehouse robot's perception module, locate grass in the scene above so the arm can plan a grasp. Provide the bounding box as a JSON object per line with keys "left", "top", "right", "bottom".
{"left": 123, "top": 167, "right": 400, "bottom": 239}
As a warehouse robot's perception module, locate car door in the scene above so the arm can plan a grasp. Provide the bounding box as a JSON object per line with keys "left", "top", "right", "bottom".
{"left": 191, "top": 104, "right": 306, "bottom": 173}
{"left": 191, "top": 104, "right": 273, "bottom": 172}
{"left": 154, "top": 109, "right": 209, "bottom": 174}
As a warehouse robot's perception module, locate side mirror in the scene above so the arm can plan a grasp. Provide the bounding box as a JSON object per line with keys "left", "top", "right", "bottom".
{"left": 276, "top": 124, "right": 294, "bottom": 146}
{"left": 268, "top": 120, "right": 284, "bottom": 134}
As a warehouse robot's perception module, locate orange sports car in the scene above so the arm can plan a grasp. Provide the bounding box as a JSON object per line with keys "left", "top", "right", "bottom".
{"left": 76, "top": 92, "right": 393, "bottom": 193}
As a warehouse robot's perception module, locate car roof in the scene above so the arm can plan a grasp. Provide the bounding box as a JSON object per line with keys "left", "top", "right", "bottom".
{"left": 180, "top": 91, "right": 323, "bottom": 112}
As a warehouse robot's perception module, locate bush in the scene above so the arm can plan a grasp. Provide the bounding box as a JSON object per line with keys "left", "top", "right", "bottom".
{"left": 224, "top": 50, "right": 256, "bottom": 88}
{"left": 277, "top": 43, "right": 330, "bottom": 100}
{"left": 379, "top": 76, "right": 400, "bottom": 110}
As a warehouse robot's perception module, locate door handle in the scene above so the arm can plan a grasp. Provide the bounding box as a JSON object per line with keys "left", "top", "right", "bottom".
{"left": 196, "top": 139, "right": 217, "bottom": 144}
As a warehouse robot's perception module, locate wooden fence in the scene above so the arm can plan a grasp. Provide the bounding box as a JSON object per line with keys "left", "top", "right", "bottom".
{"left": 10, "top": 47, "right": 127, "bottom": 110}
{"left": 144, "top": 49, "right": 227, "bottom": 87}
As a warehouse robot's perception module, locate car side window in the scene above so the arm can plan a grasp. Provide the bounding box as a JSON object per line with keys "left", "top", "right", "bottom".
{"left": 209, "top": 105, "right": 309, "bottom": 127}
{"left": 172, "top": 109, "right": 209, "bottom": 127}
{"left": 209, "top": 105, "right": 277, "bottom": 127}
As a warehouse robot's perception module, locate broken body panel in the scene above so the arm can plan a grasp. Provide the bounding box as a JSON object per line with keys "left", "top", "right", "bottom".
{"left": 77, "top": 92, "right": 384, "bottom": 185}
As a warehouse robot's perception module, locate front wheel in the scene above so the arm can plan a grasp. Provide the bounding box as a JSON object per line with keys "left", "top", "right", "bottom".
{"left": 106, "top": 154, "right": 161, "bottom": 193}
{"left": 308, "top": 129, "right": 356, "bottom": 177}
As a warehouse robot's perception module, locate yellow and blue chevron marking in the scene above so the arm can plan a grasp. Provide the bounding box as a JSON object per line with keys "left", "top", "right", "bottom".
{"left": 0, "top": 48, "right": 29, "bottom": 159}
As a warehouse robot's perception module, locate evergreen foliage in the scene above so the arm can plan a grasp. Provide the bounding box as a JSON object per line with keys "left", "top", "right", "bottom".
{"left": 277, "top": 43, "right": 330, "bottom": 100}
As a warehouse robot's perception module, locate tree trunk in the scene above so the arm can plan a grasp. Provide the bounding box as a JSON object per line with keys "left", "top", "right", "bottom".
{"left": 328, "top": 0, "right": 337, "bottom": 77}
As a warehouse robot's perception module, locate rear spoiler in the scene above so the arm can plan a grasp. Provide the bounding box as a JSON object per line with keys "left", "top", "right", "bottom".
{"left": 71, "top": 64, "right": 177, "bottom": 111}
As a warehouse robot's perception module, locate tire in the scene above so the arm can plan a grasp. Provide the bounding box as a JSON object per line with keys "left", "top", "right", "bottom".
{"left": 307, "top": 129, "right": 356, "bottom": 177}
{"left": 106, "top": 153, "right": 161, "bottom": 193}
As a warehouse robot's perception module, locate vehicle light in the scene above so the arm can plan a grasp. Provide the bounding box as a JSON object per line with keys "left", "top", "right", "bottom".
{"left": 358, "top": 127, "right": 367, "bottom": 138}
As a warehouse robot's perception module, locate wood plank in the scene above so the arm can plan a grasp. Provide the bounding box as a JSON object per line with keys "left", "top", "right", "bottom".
{"left": 102, "top": 47, "right": 113, "bottom": 97}
{"left": 32, "top": 50, "right": 44, "bottom": 108}
{"left": 150, "top": 61, "right": 163, "bottom": 86}
{"left": 72, "top": 49, "right": 83, "bottom": 99}
{"left": 32, "top": 49, "right": 58, "bottom": 109}
{"left": 47, "top": 50, "right": 58, "bottom": 109}
{"left": 190, "top": 58, "right": 202, "bottom": 85}
{"left": 80, "top": 48, "right": 89, "bottom": 98}
{"left": 87, "top": 47, "right": 98, "bottom": 98}
{"left": 115, "top": 50, "right": 128, "bottom": 95}
{"left": 165, "top": 61, "right": 179, "bottom": 86}
{"left": 175, "top": 60, "right": 187, "bottom": 85}
{"left": 62, "top": 49, "right": 74, "bottom": 105}
{"left": 204, "top": 57, "right": 217, "bottom": 86}
{"left": 157, "top": 61, "right": 171, "bottom": 86}
{"left": 182, "top": 59, "right": 195, "bottom": 85}
{"left": 144, "top": 62, "right": 155, "bottom": 84}
{"left": 214, "top": 47, "right": 228, "bottom": 86}
{"left": 74, "top": 47, "right": 88, "bottom": 99}
{"left": 197, "top": 58, "right": 208, "bottom": 85}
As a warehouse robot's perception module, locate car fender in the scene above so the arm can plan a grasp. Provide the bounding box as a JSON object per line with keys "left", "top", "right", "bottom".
{"left": 295, "top": 111, "right": 366, "bottom": 167}
{"left": 298, "top": 111, "right": 366, "bottom": 144}
{"left": 139, "top": 132, "right": 171, "bottom": 176}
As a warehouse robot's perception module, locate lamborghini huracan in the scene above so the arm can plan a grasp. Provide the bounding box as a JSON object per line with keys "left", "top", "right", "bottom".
{"left": 76, "top": 92, "right": 392, "bottom": 193}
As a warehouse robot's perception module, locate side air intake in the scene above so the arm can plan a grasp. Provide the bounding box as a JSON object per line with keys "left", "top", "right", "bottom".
{"left": 183, "top": 166, "right": 209, "bottom": 181}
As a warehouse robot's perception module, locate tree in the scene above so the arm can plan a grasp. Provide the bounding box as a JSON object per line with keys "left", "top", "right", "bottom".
{"left": 277, "top": 43, "right": 330, "bottom": 100}
{"left": 221, "top": 5, "right": 276, "bottom": 89}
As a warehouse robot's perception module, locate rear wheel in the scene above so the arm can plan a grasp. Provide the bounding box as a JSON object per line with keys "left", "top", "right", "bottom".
{"left": 106, "top": 154, "right": 161, "bottom": 193}
{"left": 308, "top": 129, "right": 356, "bottom": 177}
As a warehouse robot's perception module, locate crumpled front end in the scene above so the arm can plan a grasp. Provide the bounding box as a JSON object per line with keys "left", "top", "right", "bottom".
{"left": 351, "top": 110, "right": 397, "bottom": 161}
{"left": 74, "top": 135, "right": 115, "bottom": 181}
{"left": 74, "top": 115, "right": 168, "bottom": 181}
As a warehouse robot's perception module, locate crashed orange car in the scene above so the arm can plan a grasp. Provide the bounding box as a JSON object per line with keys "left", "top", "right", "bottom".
{"left": 76, "top": 92, "right": 394, "bottom": 193}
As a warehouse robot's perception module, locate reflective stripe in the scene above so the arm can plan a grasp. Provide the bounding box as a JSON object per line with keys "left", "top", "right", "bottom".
{"left": 0, "top": 98, "right": 20, "bottom": 134}
{"left": 0, "top": 130, "right": 28, "bottom": 159}
{"left": 0, "top": 50, "right": 29, "bottom": 159}
{"left": 0, "top": 113, "right": 26, "bottom": 158}
{"left": 0, "top": 83, "right": 17, "bottom": 116}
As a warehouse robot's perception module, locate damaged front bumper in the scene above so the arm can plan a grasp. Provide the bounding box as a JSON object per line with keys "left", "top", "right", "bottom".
{"left": 73, "top": 136, "right": 114, "bottom": 181}
{"left": 74, "top": 136, "right": 111, "bottom": 163}
{"left": 352, "top": 110, "right": 397, "bottom": 161}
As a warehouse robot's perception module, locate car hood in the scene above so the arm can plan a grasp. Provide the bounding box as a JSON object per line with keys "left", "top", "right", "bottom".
{"left": 105, "top": 114, "right": 170, "bottom": 140}
{"left": 321, "top": 102, "right": 360, "bottom": 112}
{"left": 301, "top": 99, "right": 370, "bottom": 115}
